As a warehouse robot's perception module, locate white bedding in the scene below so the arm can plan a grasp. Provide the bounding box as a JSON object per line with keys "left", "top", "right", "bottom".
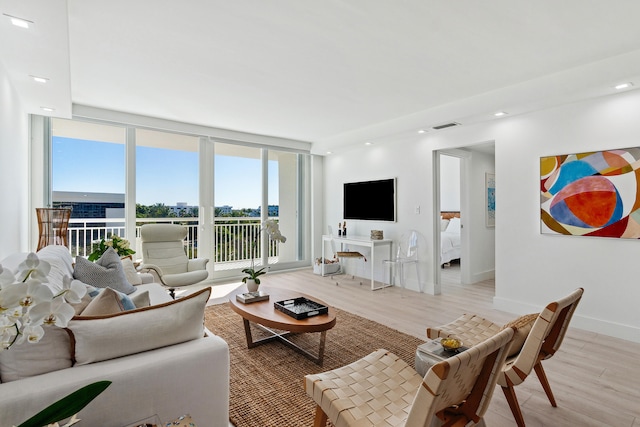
{"left": 440, "top": 216, "right": 461, "bottom": 265}
{"left": 441, "top": 231, "right": 461, "bottom": 265}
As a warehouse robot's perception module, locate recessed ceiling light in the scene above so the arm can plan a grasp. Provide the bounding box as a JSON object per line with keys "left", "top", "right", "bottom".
{"left": 4, "top": 14, "right": 32, "bottom": 28}
{"left": 41, "top": 107, "right": 55, "bottom": 112}
{"left": 494, "top": 111, "right": 508, "bottom": 117}
{"left": 31, "top": 75, "right": 49, "bottom": 83}
{"left": 326, "top": 151, "right": 332, "bottom": 155}
{"left": 615, "top": 82, "right": 634, "bottom": 90}
{"left": 418, "top": 129, "right": 426, "bottom": 134}
{"left": 364, "top": 142, "right": 372, "bottom": 146}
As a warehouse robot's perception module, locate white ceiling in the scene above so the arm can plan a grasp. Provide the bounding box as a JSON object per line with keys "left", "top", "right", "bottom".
{"left": 3, "top": 0, "right": 640, "bottom": 154}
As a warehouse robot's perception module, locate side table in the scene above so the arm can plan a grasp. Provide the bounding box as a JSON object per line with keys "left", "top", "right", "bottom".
{"left": 415, "top": 339, "right": 469, "bottom": 376}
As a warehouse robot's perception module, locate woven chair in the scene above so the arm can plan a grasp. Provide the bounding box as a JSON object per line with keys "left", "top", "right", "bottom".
{"left": 305, "top": 327, "right": 515, "bottom": 427}
{"left": 426, "top": 288, "right": 584, "bottom": 427}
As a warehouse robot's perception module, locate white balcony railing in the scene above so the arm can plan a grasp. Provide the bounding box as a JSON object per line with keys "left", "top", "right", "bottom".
{"left": 66, "top": 217, "right": 280, "bottom": 267}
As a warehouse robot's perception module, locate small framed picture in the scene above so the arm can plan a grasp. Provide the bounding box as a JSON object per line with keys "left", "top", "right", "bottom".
{"left": 485, "top": 173, "right": 495, "bottom": 227}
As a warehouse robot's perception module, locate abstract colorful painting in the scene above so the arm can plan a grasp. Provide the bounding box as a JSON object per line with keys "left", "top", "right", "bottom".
{"left": 540, "top": 147, "right": 640, "bottom": 238}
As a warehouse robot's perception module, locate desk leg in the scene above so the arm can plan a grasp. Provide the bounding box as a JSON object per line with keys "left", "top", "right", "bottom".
{"left": 370, "top": 246, "right": 375, "bottom": 290}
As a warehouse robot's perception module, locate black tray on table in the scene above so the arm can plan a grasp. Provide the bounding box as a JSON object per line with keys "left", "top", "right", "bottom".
{"left": 274, "top": 297, "right": 328, "bottom": 320}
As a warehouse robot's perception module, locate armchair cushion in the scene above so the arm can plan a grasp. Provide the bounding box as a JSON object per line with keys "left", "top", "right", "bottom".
{"left": 162, "top": 269, "right": 209, "bottom": 287}
{"left": 147, "top": 246, "right": 189, "bottom": 274}
{"left": 188, "top": 258, "right": 209, "bottom": 272}
{"left": 73, "top": 247, "right": 136, "bottom": 294}
{"left": 66, "top": 287, "right": 211, "bottom": 365}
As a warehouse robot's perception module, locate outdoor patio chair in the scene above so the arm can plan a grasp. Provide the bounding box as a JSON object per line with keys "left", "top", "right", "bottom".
{"left": 139, "top": 224, "right": 209, "bottom": 298}
{"left": 426, "top": 287, "right": 584, "bottom": 426}
{"left": 305, "top": 327, "right": 515, "bottom": 427}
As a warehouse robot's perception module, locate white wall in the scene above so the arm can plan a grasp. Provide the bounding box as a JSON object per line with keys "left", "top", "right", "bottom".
{"left": 323, "top": 89, "right": 640, "bottom": 343}
{"left": 429, "top": 90, "right": 640, "bottom": 343}
{"left": 467, "top": 150, "right": 495, "bottom": 283}
{"left": 0, "top": 62, "right": 30, "bottom": 259}
{"left": 323, "top": 138, "right": 438, "bottom": 292}
{"left": 439, "top": 154, "right": 460, "bottom": 211}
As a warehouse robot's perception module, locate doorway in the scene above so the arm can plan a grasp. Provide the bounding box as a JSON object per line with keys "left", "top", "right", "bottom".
{"left": 434, "top": 142, "right": 495, "bottom": 292}
{"left": 439, "top": 153, "right": 462, "bottom": 285}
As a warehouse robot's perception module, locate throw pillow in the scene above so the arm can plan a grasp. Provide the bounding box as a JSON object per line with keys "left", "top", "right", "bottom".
{"left": 0, "top": 326, "right": 72, "bottom": 382}
{"left": 502, "top": 313, "right": 538, "bottom": 357}
{"left": 66, "top": 287, "right": 211, "bottom": 365}
{"left": 121, "top": 257, "right": 142, "bottom": 285}
{"left": 81, "top": 287, "right": 130, "bottom": 316}
{"left": 131, "top": 290, "right": 151, "bottom": 308}
{"left": 73, "top": 247, "right": 136, "bottom": 294}
{"left": 70, "top": 291, "right": 93, "bottom": 315}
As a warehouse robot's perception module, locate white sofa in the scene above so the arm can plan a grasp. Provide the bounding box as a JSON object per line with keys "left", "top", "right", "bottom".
{"left": 0, "top": 246, "right": 230, "bottom": 427}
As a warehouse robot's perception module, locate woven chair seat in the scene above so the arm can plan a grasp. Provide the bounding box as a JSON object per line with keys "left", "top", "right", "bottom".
{"left": 426, "top": 313, "right": 502, "bottom": 347}
{"left": 305, "top": 349, "right": 422, "bottom": 427}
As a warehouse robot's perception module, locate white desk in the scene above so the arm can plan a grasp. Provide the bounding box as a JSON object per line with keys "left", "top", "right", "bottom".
{"left": 321, "top": 234, "right": 392, "bottom": 290}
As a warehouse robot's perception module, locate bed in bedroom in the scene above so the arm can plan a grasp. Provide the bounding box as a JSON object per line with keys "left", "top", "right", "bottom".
{"left": 440, "top": 211, "right": 461, "bottom": 267}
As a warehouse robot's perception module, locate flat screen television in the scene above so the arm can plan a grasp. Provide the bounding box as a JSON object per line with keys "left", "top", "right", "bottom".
{"left": 343, "top": 178, "right": 396, "bottom": 221}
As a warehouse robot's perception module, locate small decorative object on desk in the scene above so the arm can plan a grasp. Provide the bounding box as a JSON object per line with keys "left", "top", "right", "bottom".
{"left": 236, "top": 291, "right": 269, "bottom": 304}
{"left": 370, "top": 230, "right": 383, "bottom": 240}
{"left": 165, "top": 414, "right": 196, "bottom": 427}
{"left": 274, "top": 297, "right": 329, "bottom": 319}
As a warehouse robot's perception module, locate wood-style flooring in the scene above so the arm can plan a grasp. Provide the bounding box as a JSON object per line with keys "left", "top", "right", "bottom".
{"left": 206, "top": 264, "right": 640, "bottom": 427}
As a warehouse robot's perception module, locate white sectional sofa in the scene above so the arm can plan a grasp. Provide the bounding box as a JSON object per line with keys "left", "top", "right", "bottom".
{"left": 0, "top": 245, "right": 230, "bottom": 427}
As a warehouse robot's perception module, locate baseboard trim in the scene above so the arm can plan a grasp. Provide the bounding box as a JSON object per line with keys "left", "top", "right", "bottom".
{"left": 493, "top": 296, "right": 639, "bottom": 344}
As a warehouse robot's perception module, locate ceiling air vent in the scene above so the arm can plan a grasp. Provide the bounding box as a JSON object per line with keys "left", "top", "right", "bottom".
{"left": 432, "top": 122, "right": 460, "bottom": 130}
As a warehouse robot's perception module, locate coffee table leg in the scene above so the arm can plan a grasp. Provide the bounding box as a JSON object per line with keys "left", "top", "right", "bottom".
{"left": 242, "top": 319, "right": 328, "bottom": 365}
{"left": 243, "top": 318, "right": 254, "bottom": 348}
{"left": 317, "top": 330, "right": 327, "bottom": 365}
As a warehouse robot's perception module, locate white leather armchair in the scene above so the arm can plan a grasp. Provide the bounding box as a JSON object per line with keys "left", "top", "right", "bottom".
{"left": 139, "top": 224, "right": 209, "bottom": 298}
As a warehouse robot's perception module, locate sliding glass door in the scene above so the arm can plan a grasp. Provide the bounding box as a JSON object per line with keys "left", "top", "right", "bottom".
{"left": 45, "top": 116, "right": 311, "bottom": 280}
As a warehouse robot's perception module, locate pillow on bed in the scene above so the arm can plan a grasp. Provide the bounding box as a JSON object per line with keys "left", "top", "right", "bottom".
{"left": 446, "top": 217, "right": 461, "bottom": 232}
{"left": 440, "top": 219, "right": 450, "bottom": 231}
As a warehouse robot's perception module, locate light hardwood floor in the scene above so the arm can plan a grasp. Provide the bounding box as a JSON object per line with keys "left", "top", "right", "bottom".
{"left": 206, "top": 266, "right": 640, "bottom": 427}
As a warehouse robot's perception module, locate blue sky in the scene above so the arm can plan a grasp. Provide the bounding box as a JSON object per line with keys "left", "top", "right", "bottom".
{"left": 52, "top": 137, "right": 278, "bottom": 208}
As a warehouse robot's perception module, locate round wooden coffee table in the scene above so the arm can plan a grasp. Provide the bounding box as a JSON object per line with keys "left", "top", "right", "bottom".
{"left": 228, "top": 286, "right": 336, "bottom": 365}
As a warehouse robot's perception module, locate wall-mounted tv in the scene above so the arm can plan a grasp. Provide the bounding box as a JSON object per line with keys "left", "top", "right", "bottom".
{"left": 343, "top": 178, "right": 396, "bottom": 222}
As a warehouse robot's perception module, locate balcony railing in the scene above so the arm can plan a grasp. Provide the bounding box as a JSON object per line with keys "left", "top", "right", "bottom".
{"left": 66, "top": 217, "right": 280, "bottom": 268}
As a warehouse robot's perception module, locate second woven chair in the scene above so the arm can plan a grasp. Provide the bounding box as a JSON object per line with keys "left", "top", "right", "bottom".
{"left": 305, "top": 326, "right": 515, "bottom": 427}
{"left": 426, "top": 288, "right": 584, "bottom": 427}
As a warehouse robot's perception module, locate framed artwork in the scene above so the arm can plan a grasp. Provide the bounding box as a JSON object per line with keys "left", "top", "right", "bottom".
{"left": 486, "top": 173, "right": 495, "bottom": 227}
{"left": 540, "top": 147, "right": 640, "bottom": 238}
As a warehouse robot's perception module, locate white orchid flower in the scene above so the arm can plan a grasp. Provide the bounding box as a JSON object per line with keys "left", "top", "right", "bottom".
{"left": 0, "top": 264, "right": 16, "bottom": 288}
{"left": 22, "top": 324, "right": 45, "bottom": 344}
{"left": 58, "top": 276, "right": 87, "bottom": 304}
{"left": 1, "top": 280, "right": 53, "bottom": 310}
{"left": 1, "top": 327, "right": 15, "bottom": 350}
{"left": 28, "top": 298, "right": 75, "bottom": 328}
{"left": 3, "top": 305, "right": 23, "bottom": 323}
{"left": 14, "top": 253, "right": 51, "bottom": 283}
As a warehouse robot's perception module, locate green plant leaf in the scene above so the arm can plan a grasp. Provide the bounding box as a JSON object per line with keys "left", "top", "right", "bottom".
{"left": 17, "top": 381, "right": 111, "bottom": 427}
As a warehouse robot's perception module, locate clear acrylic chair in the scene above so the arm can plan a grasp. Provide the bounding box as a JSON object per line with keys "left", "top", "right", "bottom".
{"left": 383, "top": 230, "right": 421, "bottom": 293}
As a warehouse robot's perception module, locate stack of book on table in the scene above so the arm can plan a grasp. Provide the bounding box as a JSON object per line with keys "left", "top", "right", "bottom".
{"left": 236, "top": 291, "right": 269, "bottom": 304}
